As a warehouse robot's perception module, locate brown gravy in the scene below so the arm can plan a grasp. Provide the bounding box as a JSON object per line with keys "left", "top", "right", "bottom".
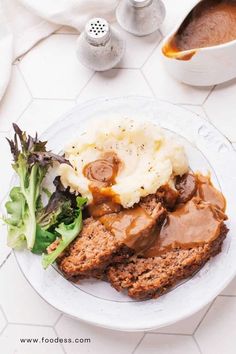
{"left": 99, "top": 207, "right": 156, "bottom": 252}
{"left": 144, "top": 198, "right": 225, "bottom": 257}
{"left": 164, "top": 0, "right": 236, "bottom": 57}
{"left": 84, "top": 152, "right": 227, "bottom": 256}
{"left": 84, "top": 151, "right": 162, "bottom": 251}
{"left": 143, "top": 174, "right": 227, "bottom": 257}
{"left": 83, "top": 152, "right": 122, "bottom": 217}
{"left": 196, "top": 174, "right": 226, "bottom": 211}
{"left": 83, "top": 151, "right": 120, "bottom": 186}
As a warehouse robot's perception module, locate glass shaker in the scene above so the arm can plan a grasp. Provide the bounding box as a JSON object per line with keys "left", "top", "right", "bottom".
{"left": 116, "top": 0, "right": 166, "bottom": 36}
{"left": 76, "top": 18, "right": 125, "bottom": 71}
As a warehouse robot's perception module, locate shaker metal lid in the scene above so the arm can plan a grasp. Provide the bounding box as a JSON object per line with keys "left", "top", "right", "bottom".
{"left": 129, "top": 0, "right": 152, "bottom": 7}
{"left": 85, "top": 18, "right": 110, "bottom": 46}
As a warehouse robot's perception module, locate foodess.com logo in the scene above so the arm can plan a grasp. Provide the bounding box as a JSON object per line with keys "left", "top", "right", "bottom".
{"left": 19, "top": 336, "right": 91, "bottom": 344}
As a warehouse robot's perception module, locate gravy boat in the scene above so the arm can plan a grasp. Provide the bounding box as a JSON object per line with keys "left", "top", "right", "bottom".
{"left": 161, "top": 0, "right": 236, "bottom": 86}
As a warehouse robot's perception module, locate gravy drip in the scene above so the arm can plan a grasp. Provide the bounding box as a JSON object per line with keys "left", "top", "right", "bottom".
{"left": 83, "top": 152, "right": 122, "bottom": 217}
{"left": 196, "top": 174, "right": 226, "bottom": 211}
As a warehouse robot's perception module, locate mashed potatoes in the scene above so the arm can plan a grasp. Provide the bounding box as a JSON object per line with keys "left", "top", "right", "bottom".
{"left": 59, "top": 118, "right": 189, "bottom": 208}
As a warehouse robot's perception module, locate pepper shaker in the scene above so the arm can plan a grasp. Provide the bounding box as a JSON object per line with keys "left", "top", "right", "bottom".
{"left": 76, "top": 18, "right": 125, "bottom": 71}
{"left": 116, "top": 0, "right": 166, "bottom": 36}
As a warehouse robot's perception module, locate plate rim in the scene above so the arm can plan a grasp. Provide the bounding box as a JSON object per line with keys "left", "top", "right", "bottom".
{"left": 13, "top": 95, "right": 236, "bottom": 331}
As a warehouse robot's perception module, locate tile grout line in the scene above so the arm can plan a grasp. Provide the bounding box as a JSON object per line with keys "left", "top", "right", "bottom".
{"left": 202, "top": 85, "right": 216, "bottom": 105}
{"left": 200, "top": 105, "right": 210, "bottom": 122}
{"left": 52, "top": 326, "right": 67, "bottom": 354}
{"left": 53, "top": 313, "right": 63, "bottom": 328}
{"left": 180, "top": 103, "right": 205, "bottom": 108}
{"left": 193, "top": 334, "right": 203, "bottom": 354}
{"left": 179, "top": 104, "right": 208, "bottom": 121}
{"left": 188, "top": 302, "right": 213, "bottom": 335}
{"left": 169, "top": 100, "right": 210, "bottom": 106}
{"left": 54, "top": 326, "right": 67, "bottom": 354}
{"left": 12, "top": 98, "right": 33, "bottom": 127}
{"left": 140, "top": 69, "right": 157, "bottom": 98}
{"left": 200, "top": 108, "right": 234, "bottom": 147}
{"left": 139, "top": 73, "right": 217, "bottom": 107}
{"left": 0, "top": 307, "right": 8, "bottom": 338}
{"left": 199, "top": 100, "right": 235, "bottom": 146}
{"left": 0, "top": 306, "right": 8, "bottom": 340}
{"left": 0, "top": 305, "right": 9, "bottom": 324}
{"left": 201, "top": 105, "right": 210, "bottom": 119}
{"left": 0, "top": 251, "right": 12, "bottom": 270}
{"left": 0, "top": 322, "right": 7, "bottom": 337}
{"left": 146, "top": 332, "right": 192, "bottom": 337}
{"left": 16, "top": 65, "right": 34, "bottom": 99}
{"left": 10, "top": 83, "right": 79, "bottom": 101}
{"left": 131, "top": 332, "right": 146, "bottom": 354}
{"left": 115, "top": 66, "right": 144, "bottom": 70}
{"left": 140, "top": 31, "right": 163, "bottom": 70}
{"left": 193, "top": 297, "right": 217, "bottom": 336}
{"left": 75, "top": 71, "right": 96, "bottom": 100}
{"left": 7, "top": 322, "right": 54, "bottom": 328}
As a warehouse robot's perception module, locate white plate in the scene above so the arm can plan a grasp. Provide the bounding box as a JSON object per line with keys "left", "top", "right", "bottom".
{"left": 14, "top": 96, "right": 236, "bottom": 331}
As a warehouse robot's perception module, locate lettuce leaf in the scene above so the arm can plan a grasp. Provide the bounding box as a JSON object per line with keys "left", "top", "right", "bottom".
{"left": 42, "top": 197, "right": 87, "bottom": 269}
{"left": 5, "top": 124, "right": 70, "bottom": 250}
{"left": 32, "top": 225, "right": 56, "bottom": 255}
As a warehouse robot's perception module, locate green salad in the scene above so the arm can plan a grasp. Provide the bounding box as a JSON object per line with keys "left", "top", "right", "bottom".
{"left": 4, "top": 124, "right": 87, "bottom": 269}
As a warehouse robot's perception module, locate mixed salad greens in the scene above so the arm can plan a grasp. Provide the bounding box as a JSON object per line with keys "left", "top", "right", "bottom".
{"left": 4, "top": 124, "right": 87, "bottom": 269}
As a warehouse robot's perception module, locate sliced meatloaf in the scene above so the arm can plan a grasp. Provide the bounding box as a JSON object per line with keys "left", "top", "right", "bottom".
{"left": 57, "top": 195, "right": 166, "bottom": 280}
{"left": 107, "top": 223, "right": 228, "bottom": 300}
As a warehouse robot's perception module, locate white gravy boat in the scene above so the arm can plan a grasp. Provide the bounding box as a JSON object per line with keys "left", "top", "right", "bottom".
{"left": 161, "top": 0, "right": 236, "bottom": 86}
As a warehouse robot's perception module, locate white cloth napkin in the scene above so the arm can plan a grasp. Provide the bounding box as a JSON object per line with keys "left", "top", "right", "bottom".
{"left": 18, "top": 0, "right": 119, "bottom": 31}
{"left": 0, "top": 0, "right": 119, "bottom": 101}
{"left": 0, "top": 3, "right": 13, "bottom": 101}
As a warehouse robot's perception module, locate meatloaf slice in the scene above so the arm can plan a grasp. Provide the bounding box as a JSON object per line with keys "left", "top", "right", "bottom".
{"left": 107, "top": 223, "right": 228, "bottom": 300}
{"left": 57, "top": 196, "right": 166, "bottom": 280}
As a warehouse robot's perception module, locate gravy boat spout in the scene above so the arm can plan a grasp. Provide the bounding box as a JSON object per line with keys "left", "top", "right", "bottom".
{"left": 162, "top": 0, "right": 236, "bottom": 86}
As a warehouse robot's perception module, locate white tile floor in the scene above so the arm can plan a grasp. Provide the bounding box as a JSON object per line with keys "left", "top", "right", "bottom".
{"left": 77, "top": 69, "right": 153, "bottom": 103}
{"left": 19, "top": 35, "right": 93, "bottom": 99}
{"left": 0, "top": 325, "right": 64, "bottom": 354}
{"left": 142, "top": 44, "right": 213, "bottom": 105}
{"left": 0, "top": 66, "right": 32, "bottom": 132}
{"left": 1, "top": 1, "right": 236, "bottom": 353}
{"left": 135, "top": 334, "right": 200, "bottom": 354}
{"left": 55, "top": 316, "right": 143, "bottom": 354}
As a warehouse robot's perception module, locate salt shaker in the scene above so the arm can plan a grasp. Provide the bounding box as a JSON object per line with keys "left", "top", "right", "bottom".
{"left": 76, "top": 18, "right": 125, "bottom": 71}
{"left": 116, "top": 0, "right": 166, "bottom": 36}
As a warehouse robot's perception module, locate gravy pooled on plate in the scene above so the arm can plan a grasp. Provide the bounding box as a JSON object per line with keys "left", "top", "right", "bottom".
{"left": 143, "top": 174, "right": 227, "bottom": 257}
